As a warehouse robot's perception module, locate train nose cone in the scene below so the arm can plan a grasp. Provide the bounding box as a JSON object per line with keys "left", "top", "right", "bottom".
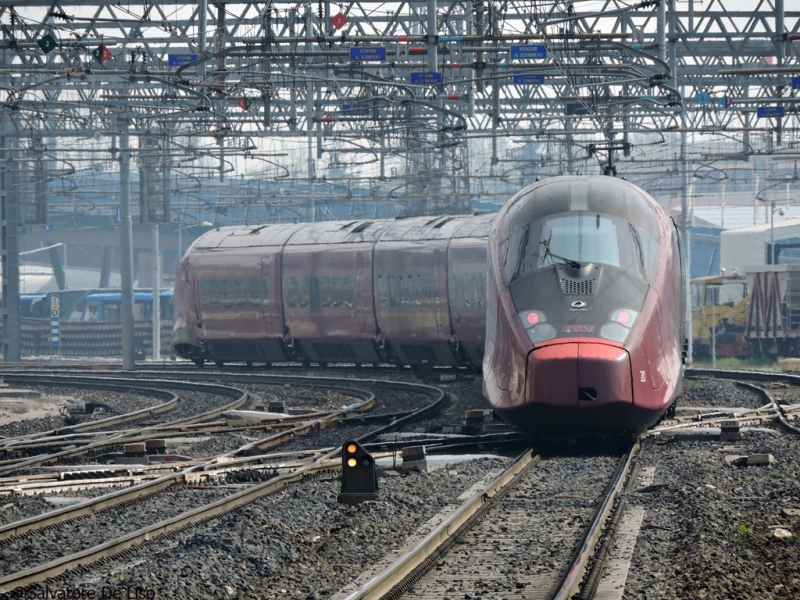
{"left": 527, "top": 341, "right": 633, "bottom": 410}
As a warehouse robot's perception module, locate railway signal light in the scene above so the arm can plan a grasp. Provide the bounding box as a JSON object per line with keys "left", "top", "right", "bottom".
{"left": 337, "top": 440, "right": 379, "bottom": 506}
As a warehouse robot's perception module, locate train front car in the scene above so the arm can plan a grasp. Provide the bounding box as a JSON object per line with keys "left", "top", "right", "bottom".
{"left": 484, "top": 177, "right": 685, "bottom": 436}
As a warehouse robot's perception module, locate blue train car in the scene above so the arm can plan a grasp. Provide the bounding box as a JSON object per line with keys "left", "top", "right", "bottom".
{"left": 81, "top": 291, "right": 173, "bottom": 323}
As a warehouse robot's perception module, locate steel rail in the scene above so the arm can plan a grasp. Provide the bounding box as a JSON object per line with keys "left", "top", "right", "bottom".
{"left": 687, "top": 369, "right": 800, "bottom": 435}
{"left": 340, "top": 443, "right": 640, "bottom": 600}
{"left": 0, "top": 376, "right": 250, "bottom": 475}
{"left": 0, "top": 384, "right": 177, "bottom": 447}
{"left": 4, "top": 369, "right": 450, "bottom": 437}
{"left": 552, "top": 442, "right": 640, "bottom": 600}
{"left": 340, "top": 449, "right": 541, "bottom": 600}
{"left": 0, "top": 377, "right": 445, "bottom": 594}
{"left": 0, "top": 454, "right": 338, "bottom": 593}
{"left": 732, "top": 382, "right": 800, "bottom": 436}
{"left": 0, "top": 384, "right": 372, "bottom": 540}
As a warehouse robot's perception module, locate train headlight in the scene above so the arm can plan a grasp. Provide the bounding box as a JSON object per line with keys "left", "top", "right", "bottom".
{"left": 600, "top": 310, "right": 639, "bottom": 343}
{"left": 519, "top": 311, "right": 556, "bottom": 344}
{"left": 519, "top": 310, "right": 546, "bottom": 326}
{"left": 519, "top": 310, "right": 556, "bottom": 344}
{"left": 610, "top": 309, "right": 638, "bottom": 326}
{"left": 526, "top": 323, "right": 557, "bottom": 344}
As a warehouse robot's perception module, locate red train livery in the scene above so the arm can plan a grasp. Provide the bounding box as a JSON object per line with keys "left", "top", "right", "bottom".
{"left": 484, "top": 177, "right": 686, "bottom": 434}
{"left": 171, "top": 214, "right": 493, "bottom": 369}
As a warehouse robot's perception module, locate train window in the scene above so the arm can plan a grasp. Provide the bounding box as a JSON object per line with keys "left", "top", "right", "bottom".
{"left": 691, "top": 284, "right": 703, "bottom": 307}
{"left": 377, "top": 273, "right": 440, "bottom": 308}
{"left": 85, "top": 302, "right": 100, "bottom": 321}
{"left": 103, "top": 302, "right": 121, "bottom": 322}
{"left": 705, "top": 282, "right": 745, "bottom": 307}
{"left": 161, "top": 296, "right": 174, "bottom": 320}
{"left": 284, "top": 276, "right": 362, "bottom": 308}
{"left": 546, "top": 215, "right": 621, "bottom": 267}
{"left": 502, "top": 212, "right": 659, "bottom": 283}
{"left": 133, "top": 301, "right": 152, "bottom": 322}
{"left": 201, "top": 277, "right": 268, "bottom": 310}
{"left": 629, "top": 224, "right": 659, "bottom": 281}
{"left": 450, "top": 272, "right": 486, "bottom": 308}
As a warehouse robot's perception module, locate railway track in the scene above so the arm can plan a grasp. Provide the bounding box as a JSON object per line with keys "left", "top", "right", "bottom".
{"left": 334, "top": 446, "right": 640, "bottom": 600}
{"left": 0, "top": 370, "right": 468, "bottom": 595}
{"left": 2, "top": 364, "right": 800, "bottom": 598}
{"left": 0, "top": 376, "right": 251, "bottom": 475}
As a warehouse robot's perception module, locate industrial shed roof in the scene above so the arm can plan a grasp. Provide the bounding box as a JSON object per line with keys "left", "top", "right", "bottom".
{"left": 720, "top": 217, "right": 800, "bottom": 272}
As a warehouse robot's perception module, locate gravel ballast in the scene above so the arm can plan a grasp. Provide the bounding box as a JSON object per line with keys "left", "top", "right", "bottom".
{"left": 47, "top": 457, "right": 510, "bottom": 599}
{"left": 0, "top": 484, "right": 251, "bottom": 574}
{"left": 679, "top": 378, "right": 766, "bottom": 410}
{"left": 622, "top": 429, "right": 800, "bottom": 599}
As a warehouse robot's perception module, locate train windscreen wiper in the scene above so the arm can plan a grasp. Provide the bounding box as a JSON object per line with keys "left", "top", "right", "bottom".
{"left": 540, "top": 231, "right": 583, "bottom": 269}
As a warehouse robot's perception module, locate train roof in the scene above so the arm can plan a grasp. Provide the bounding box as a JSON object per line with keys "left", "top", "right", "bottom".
{"left": 452, "top": 213, "right": 495, "bottom": 238}
{"left": 197, "top": 224, "right": 308, "bottom": 249}
{"left": 189, "top": 213, "right": 495, "bottom": 251}
{"left": 284, "top": 220, "right": 396, "bottom": 245}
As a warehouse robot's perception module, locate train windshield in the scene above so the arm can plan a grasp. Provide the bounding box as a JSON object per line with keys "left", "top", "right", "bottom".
{"left": 502, "top": 212, "right": 659, "bottom": 283}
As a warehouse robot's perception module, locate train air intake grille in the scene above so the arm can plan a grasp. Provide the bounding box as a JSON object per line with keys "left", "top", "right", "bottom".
{"left": 211, "top": 342, "right": 270, "bottom": 360}
{"left": 561, "top": 279, "right": 596, "bottom": 295}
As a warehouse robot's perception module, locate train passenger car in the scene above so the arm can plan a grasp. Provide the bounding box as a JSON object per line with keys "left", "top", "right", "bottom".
{"left": 447, "top": 215, "right": 494, "bottom": 367}
{"left": 374, "top": 216, "right": 466, "bottom": 366}
{"left": 282, "top": 220, "right": 393, "bottom": 365}
{"left": 483, "top": 177, "right": 686, "bottom": 435}
{"left": 172, "top": 216, "right": 491, "bottom": 368}
{"left": 173, "top": 224, "right": 304, "bottom": 364}
{"left": 81, "top": 291, "right": 173, "bottom": 322}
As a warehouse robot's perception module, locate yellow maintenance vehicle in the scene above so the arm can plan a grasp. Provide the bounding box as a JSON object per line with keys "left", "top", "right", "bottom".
{"left": 690, "top": 274, "right": 750, "bottom": 359}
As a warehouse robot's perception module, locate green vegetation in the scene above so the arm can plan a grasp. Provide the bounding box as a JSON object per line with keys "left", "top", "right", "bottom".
{"left": 691, "top": 356, "right": 778, "bottom": 371}
{"left": 733, "top": 523, "right": 751, "bottom": 543}
{"left": 761, "top": 472, "right": 785, "bottom": 483}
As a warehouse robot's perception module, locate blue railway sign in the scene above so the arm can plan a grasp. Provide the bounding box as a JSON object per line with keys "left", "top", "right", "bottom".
{"left": 168, "top": 54, "right": 197, "bottom": 67}
{"left": 510, "top": 45, "right": 547, "bottom": 60}
{"left": 343, "top": 104, "right": 370, "bottom": 116}
{"left": 410, "top": 72, "right": 442, "bottom": 85}
{"left": 349, "top": 47, "right": 386, "bottom": 61}
{"left": 513, "top": 74, "right": 544, "bottom": 85}
{"left": 757, "top": 106, "right": 785, "bottom": 118}
{"left": 793, "top": 76, "right": 800, "bottom": 90}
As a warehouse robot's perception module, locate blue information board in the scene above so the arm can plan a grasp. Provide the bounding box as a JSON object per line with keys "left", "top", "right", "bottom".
{"left": 510, "top": 45, "right": 547, "bottom": 60}
{"left": 410, "top": 72, "right": 442, "bottom": 85}
{"left": 350, "top": 47, "right": 386, "bottom": 61}
{"left": 793, "top": 76, "right": 800, "bottom": 90}
{"left": 513, "top": 74, "right": 544, "bottom": 85}
{"left": 168, "top": 54, "right": 197, "bottom": 67}
{"left": 343, "top": 104, "right": 370, "bottom": 116}
{"left": 757, "top": 106, "right": 785, "bottom": 118}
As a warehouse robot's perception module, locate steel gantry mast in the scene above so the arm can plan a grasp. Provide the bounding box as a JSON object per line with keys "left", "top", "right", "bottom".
{"left": 0, "top": 0, "right": 797, "bottom": 361}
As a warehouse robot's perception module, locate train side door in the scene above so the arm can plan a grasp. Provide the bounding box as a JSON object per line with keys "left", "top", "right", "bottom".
{"left": 356, "top": 252, "right": 372, "bottom": 335}
{"left": 433, "top": 247, "right": 446, "bottom": 338}
{"left": 261, "top": 256, "right": 277, "bottom": 336}
{"left": 189, "top": 258, "right": 204, "bottom": 333}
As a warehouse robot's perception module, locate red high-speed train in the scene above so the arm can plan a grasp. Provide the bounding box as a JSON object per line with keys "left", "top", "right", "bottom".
{"left": 484, "top": 177, "right": 686, "bottom": 434}
{"left": 172, "top": 176, "right": 685, "bottom": 435}
{"left": 171, "top": 213, "right": 492, "bottom": 370}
